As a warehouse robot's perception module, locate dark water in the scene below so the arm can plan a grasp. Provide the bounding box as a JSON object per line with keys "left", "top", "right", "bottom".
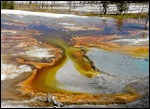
{"left": 1, "top": 14, "right": 147, "bottom": 38}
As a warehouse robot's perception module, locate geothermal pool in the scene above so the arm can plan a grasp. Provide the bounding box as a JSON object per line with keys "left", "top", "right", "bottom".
{"left": 1, "top": 10, "right": 149, "bottom": 107}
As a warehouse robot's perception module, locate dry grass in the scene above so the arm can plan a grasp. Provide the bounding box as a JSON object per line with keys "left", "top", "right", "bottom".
{"left": 14, "top": 4, "right": 148, "bottom": 19}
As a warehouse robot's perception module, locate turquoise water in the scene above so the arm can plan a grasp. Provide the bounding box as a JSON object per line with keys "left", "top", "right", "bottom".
{"left": 87, "top": 48, "right": 149, "bottom": 78}
{"left": 85, "top": 48, "right": 149, "bottom": 93}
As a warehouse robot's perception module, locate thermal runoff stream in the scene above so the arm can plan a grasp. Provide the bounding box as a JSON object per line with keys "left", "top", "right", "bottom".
{"left": 1, "top": 10, "right": 149, "bottom": 107}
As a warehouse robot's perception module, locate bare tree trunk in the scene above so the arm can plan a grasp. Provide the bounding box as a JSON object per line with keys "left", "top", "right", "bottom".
{"left": 29, "top": 1, "right": 32, "bottom": 8}
{"left": 139, "top": 3, "right": 146, "bottom": 19}
{"left": 21, "top": 1, "right": 23, "bottom": 6}
{"left": 38, "top": 1, "right": 41, "bottom": 9}
{"left": 101, "top": 1, "right": 108, "bottom": 15}
{"left": 46, "top": 1, "right": 49, "bottom": 11}
{"left": 51, "top": 1, "right": 56, "bottom": 10}
{"left": 90, "top": 1, "right": 92, "bottom": 5}
{"left": 82, "top": 1, "right": 86, "bottom": 6}
{"left": 73, "top": 1, "right": 76, "bottom": 9}
{"left": 79, "top": 1, "right": 82, "bottom": 5}
{"left": 69, "top": 1, "right": 72, "bottom": 13}
{"left": 35, "top": 1, "right": 38, "bottom": 10}
{"left": 99, "top": 2, "right": 102, "bottom": 15}
{"left": 96, "top": 1, "right": 98, "bottom": 5}
{"left": 42, "top": 3, "right": 44, "bottom": 9}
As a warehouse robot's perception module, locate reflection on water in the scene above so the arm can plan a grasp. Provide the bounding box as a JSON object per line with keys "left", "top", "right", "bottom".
{"left": 1, "top": 13, "right": 149, "bottom": 106}
{"left": 1, "top": 14, "right": 147, "bottom": 38}
{"left": 115, "top": 19, "right": 123, "bottom": 31}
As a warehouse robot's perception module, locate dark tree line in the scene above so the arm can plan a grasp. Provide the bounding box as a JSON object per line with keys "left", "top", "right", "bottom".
{"left": 1, "top": 1, "right": 148, "bottom": 15}
{"left": 100, "top": 1, "right": 128, "bottom": 15}
{"left": 116, "top": 1, "right": 129, "bottom": 14}
{"left": 1, "top": 1, "right": 14, "bottom": 9}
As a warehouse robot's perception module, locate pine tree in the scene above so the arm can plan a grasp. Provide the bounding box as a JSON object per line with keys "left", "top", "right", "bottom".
{"left": 116, "top": 1, "right": 128, "bottom": 14}
{"left": 9, "top": 1, "right": 14, "bottom": 9}
{"left": 101, "top": 1, "right": 109, "bottom": 15}
{"left": 1, "top": 1, "right": 14, "bottom": 9}
{"left": 1, "top": 1, "right": 8, "bottom": 9}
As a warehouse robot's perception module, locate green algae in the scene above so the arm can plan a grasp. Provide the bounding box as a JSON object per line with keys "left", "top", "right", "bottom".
{"left": 29, "top": 37, "right": 100, "bottom": 93}
{"left": 46, "top": 37, "right": 100, "bottom": 78}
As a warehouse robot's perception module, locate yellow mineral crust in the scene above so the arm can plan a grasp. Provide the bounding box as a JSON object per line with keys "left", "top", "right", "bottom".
{"left": 72, "top": 36, "right": 149, "bottom": 58}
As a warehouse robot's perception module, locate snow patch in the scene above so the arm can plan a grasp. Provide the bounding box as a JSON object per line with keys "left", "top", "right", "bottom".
{"left": 1, "top": 9, "right": 89, "bottom": 18}
{"left": 110, "top": 38, "right": 149, "bottom": 44}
